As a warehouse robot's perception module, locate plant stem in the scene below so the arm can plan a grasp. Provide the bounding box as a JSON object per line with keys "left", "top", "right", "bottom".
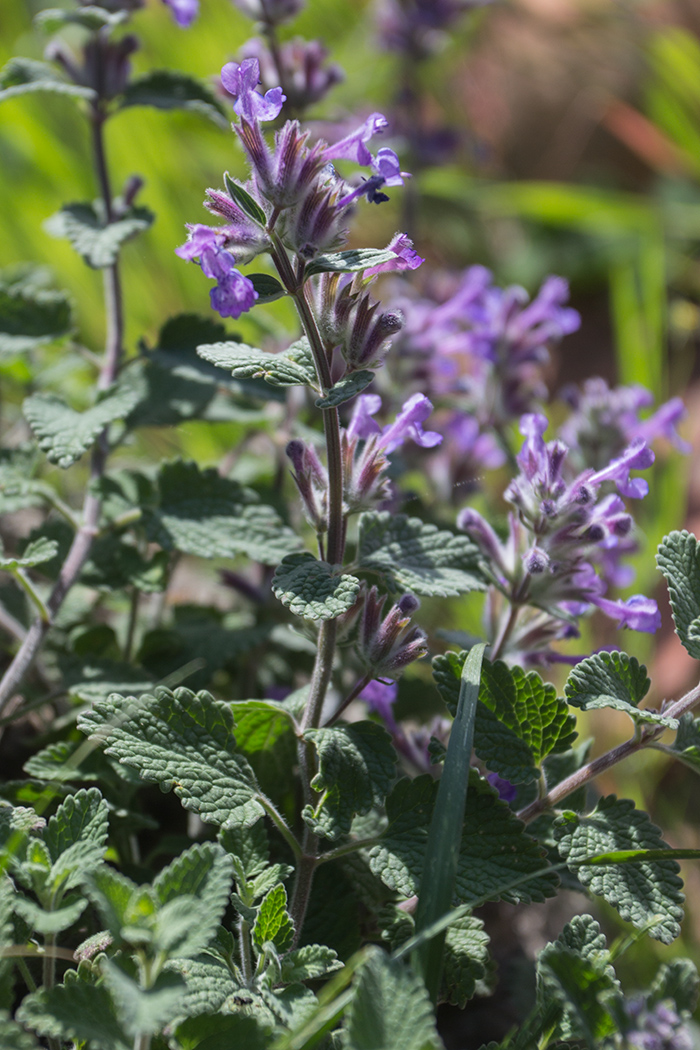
{"left": 323, "top": 672, "right": 371, "bottom": 727}
{"left": 258, "top": 793, "right": 303, "bottom": 859}
{"left": 0, "top": 103, "right": 125, "bottom": 715}
{"left": 239, "top": 917, "right": 254, "bottom": 985}
{"left": 11, "top": 570, "right": 50, "bottom": 623}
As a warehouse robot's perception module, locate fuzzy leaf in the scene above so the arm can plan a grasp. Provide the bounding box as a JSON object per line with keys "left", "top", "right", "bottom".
{"left": 16, "top": 971, "right": 130, "bottom": 1050}
{"left": 119, "top": 70, "right": 228, "bottom": 126}
{"left": 13, "top": 894, "right": 87, "bottom": 935}
{"left": 223, "top": 173, "right": 267, "bottom": 226}
{"left": 303, "top": 722, "right": 397, "bottom": 840}
{"left": 35, "top": 7, "right": 128, "bottom": 31}
{"left": 368, "top": 773, "right": 558, "bottom": 904}
{"left": 23, "top": 382, "right": 142, "bottom": 468}
{"left": 657, "top": 531, "right": 700, "bottom": 660}
{"left": 648, "top": 958, "right": 699, "bottom": 1014}
{"left": 343, "top": 947, "right": 442, "bottom": 1050}
{"left": 432, "top": 653, "right": 576, "bottom": 785}
{"left": 273, "top": 553, "right": 361, "bottom": 621}
{"left": 306, "top": 248, "right": 398, "bottom": 277}
{"left": 0, "top": 1012, "right": 41, "bottom": 1050}
{"left": 442, "top": 915, "right": 492, "bottom": 1009}
{"left": 0, "top": 285, "right": 72, "bottom": 355}
{"left": 152, "top": 843, "right": 233, "bottom": 958}
{"left": 669, "top": 713, "right": 700, "bottom": 774}
{"left": 315, "top": 371, "right": 375, "bottom": 409}
{"left": 167, "top": 955, "right": 242, "bottom": 1025}
{"left": 45, "top": 202, "right": 154, "bottom": 269}
{"left": 358, "top": 512, "right": 485, "bottom": 597}
{"left": 536, "top": 945, "right": 619, "bottom": 1046}
{"left": 144, "top": 460, "right": 301, "bottom": 564}
{"left": 220, "top": 818, "right": 270, "bottom": 881}
{"left": 249, "top": 273, "right": 286, "bottom": 303}
{"left": 279, "top": 944, "right": 343, "bottom": 984}
{"left": 0, "top": 58, "right": 95, "bottom": 102}
{"left": 81, "top": 534, "right": 168, "bottom": 593}
{"left": 554, "top": 796, "right": 685, "bottom": 943}
{"left": 44, "top": 787, "right": 109, "bottom": 895}
{"left": 0, "top": 446, "right": 47, "bottom": 514}
{"left": 77, "top": 686, "right": 263, "bottom": 828}
{"left": 565, "top": 650, "right": 676, "bottom": 729}
{"left": 0, "top": 538, "right": 58, "bottom": 572}
{"left": 197, "top": 337, "right": 317, "bottom": 389}
{"left": 252, "top": 883, "right": 294, "bottom": 952}
{"left": 102, "top": 961, "right": 185, "bottom": 1038}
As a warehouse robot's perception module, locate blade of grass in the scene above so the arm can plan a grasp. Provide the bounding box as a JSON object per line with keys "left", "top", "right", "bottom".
{"left": 411, "top": 642, "right": 486, "bottom": 1004}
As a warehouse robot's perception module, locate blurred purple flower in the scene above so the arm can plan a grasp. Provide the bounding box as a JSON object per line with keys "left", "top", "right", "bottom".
{"left": 486, "top": 772, "right": 518, "bottom": 804}
{"left": 231, "top": 0, "right": 304, "bottom": 20}
{"left": 324, "top": 112, "right": 389, "bottom": 166}
{"left": 222, "top": 57, "right": 286, "bottom": 123}
{"left": 625, "top": 998, "right": 693, "bottom": 1050}
{"left": 161, "top": 0, "right": 199, "bottom": 25}
{"left": 361, "top": 678, "right": 399, "bottom": 731}
{"left": 240, "top": 37, "right": 343, "bottom": 112}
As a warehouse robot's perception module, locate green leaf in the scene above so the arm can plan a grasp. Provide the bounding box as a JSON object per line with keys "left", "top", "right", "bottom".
{"left": 315, "top": 371, "right": 375, "bottom": 409}
{"left": 86, "top": 865, "right": 141, "bottom": 939}
{"left": 358, "top": 512, "right": 485, "bottom": 597}
{"left": 368, "top": 773, "right": 558, "bottom": 905}
{"left": 16, "top": 970, "right": 130, "bottom": 1050}
{"left": 273, "top": 553, "right": 361, "bottom": 621}
{"left": 249, "top": 273, "right": 287, "bottom": 303}
{"left": 220, "top": 819, "right": 270, "bottom": 881}
{"left": 657, "top": 531, "right": 700, "bottom": 659}
{"left": 175, "top": 1011, "right": 272, "bottom": 1050}
{"left": 0, "top": 58, "right": 95, "bottom": 102}
{"left": 413, "top": 644, "right": 485, "bottom": 1002}
{"left": 306, "top": 248, "right": 398, "bottom": 277}
{"left": 553, "top": 796, "right": 685, "bottom": 943}
{"left": 0, "top": 285, "right": 72, "bottom": 356}
{"left": 13, "top": 894, "right": 87, "bottom": 935}
{"left": 565, "top": 650, "right": 676, "bottom": 728}
{"left": 648, "top": 958, "right": 699, "bottom": 1014}
{"left": 0, "top": 537, "right": 58, "bottom": 572}
{"left": 536, "top": 944, "right": 619, "bottom": 1046}
{"left": 230, "top": 700, "right": 297, "bottom": 793}
{"left": 303, "top": 722, "right": 397, "bottom": 840}
{"left": 144, "top": 460, "right": 301, "bottom": 564}
{"left": 167, "top": 955, "right": 243, "bottom": 1027}
{"left": 0, "top": 446, "right": 46, "bottom": 514}
{"left": 0, "top": 1012, "right": 41, "bottom": 1050}
{"left": 197, "top": 337, "right": 317, "bottom": 389}
{"left": 23, "top": 381, "right": 142, "bottom": 468}
{"left": 152, "top": 843, "right": 233, "bottom": 957}
{"left": 44, "top": 787, "right": 109, "bottom": 895}
{"left": 77, "top": 686, "right": 263, "bottom": 828}
{"left": 81, "top": 534, "right": 168, "bottom": 593}
{"left": 280, "top": 945, "right": 343, "bottom": 984}
{"left": 433, "top": 653, "right": 576, "bottom": 786}
{"left": 45, "top": 202, "right": 154, "bottom": 269}
{"left": 102, "top": 960, "right": 185, "bottom": 1038}
{"left": 670, "top": 713, "right": 700, "bottom": 774}
{"left": 442, "top": 915, "right": 492, "bottom": 1008}
{"left": 252, "top": 883, "right": 294, "bottom": 952}
{"left": 343, "top": 947, "right": 441, "bottom": 1050}
{"left": 223, "top": 173, "right": 268, "bottom": 226}
{"left": 35, "top": 6, "right": 128, "bottom": 32}
{"left": 119, "top": 70, "right": 228, "bottom": 127}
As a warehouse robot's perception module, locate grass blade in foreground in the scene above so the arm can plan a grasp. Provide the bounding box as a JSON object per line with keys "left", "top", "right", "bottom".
{"left": 412, "top": 643, "right": 486, "bottom": 1002}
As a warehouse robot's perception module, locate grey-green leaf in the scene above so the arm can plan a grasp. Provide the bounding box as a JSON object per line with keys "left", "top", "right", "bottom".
{"left": 35, "top": 7, "right": 128, "bottom": 32}
{"left": 343, "top": 947, "right": 442, "bottom": 1050}
{"left": 554, "top": 796, "right": 685, "bottom": 943}
{"left": 565, "top": 650, "right": 676, "bottom": 728}
{"left": 358, "top": 512, "right": 485, "bottom": 597}
{"left": 249, "top": 273, "right": 286, "bottom": 303}
{"left": 45, "top": 202, "right": 154, "bottom": 269}
{"left": 0, "top": 58, "right": 96, "bottom": 102}
{"left": 119, "top": 70, "right": 228, "bottom": 127}
{"left": 0, "top": 285, "right": 72, "bottom": 356}
{"left": 315, "top": 371, "right": 375, "bottom": 409}
{"left": 306, "top": 248, "right": 398, "bottom": 277}
{"left": 303, "top": 722, "right": 396, "bottom": 840}
{"left": 0, "top": 537, "right": 58, "bottom": 572}
{"left": 45, "top": 787, "right": 109, "bottom": 894}
{"left": 16, "top": 971, "right": 130, "bottom": 1050}
{"left": 152, "top": 843, "right": 233, "bottom": 957}
{"left": 442, "top": 915, "right": 492, "bottom": 1008}
{"left": 273, "top": 553, "right": 361, "bottom": 621}
{"left": 0, "top": 1011, "right": 41, "bottom": 1050}
{"left": 77, "top": 686, "right": 263, "bottom": 828}
{"left": 657, "top": 531, "right": 700, "bottom": 660}
{"left": 144, "top": 460, "right": 301, "bottom": 564}
{"left": 197, "top": 337, "right": 317, "bottom": 389}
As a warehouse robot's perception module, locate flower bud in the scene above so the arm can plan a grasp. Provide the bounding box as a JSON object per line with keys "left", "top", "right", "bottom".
{"left": 357, "top": 586, "right": 428, "bottom": 678}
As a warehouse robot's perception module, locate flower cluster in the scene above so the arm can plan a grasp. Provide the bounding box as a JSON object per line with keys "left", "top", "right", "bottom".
{"left": 240, "top": 37, "right": 343, "bottom": 114}
{"left": 376, "top": 0, "right": 492, "bottom": 59}
{"left": 459, "top": 413, "right": 661, "bottom": 661}
{"left": 624, "top": 998, "right": 693, "bottom": 1050}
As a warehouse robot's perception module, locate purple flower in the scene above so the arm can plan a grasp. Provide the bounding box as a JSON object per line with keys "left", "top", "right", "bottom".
{"left": 324, "top": 112, "right": 389, "bottom": 166}
{"left": 486, "top": 772, "right": 518, "bottom": 803}
{"left": 625, "top": 998, "right": 693, "bottom": 1050}
{"left": 360, "top": 678, "right": 398, "bottom": 731}
{"left": 221, "top": 58, "right": 286, "bottom": 123}
{"left": 176, "top": 223, "right": 258, "bottom": 320}
{"left": 365, "top": 233, "right": 424, "bottom": 277}
{"left": 240, "top": 37, "right": 343, "bottom": 113}
{"left": 378, "top": 393, "right": 443, "bottom": 454}
{"left": 593, "top": 594, "right": 661, "bottom": 633}
{"left": 161, "top": 0, "right": 198, "bottom": 25}
{"left": 358, "top": 588, "right": 427, "bottom": 679}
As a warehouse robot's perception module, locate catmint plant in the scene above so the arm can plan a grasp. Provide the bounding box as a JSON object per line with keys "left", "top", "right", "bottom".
{"left": 2, "top": 3, "right": 700, "bottom": 1049}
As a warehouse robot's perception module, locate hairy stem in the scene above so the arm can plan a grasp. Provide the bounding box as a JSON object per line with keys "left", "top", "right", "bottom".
{"left": 239, "top": 917, "right": 254, "bottom": 985}
{"left": 0, "top": 104, "right": 125, "bottom": 715}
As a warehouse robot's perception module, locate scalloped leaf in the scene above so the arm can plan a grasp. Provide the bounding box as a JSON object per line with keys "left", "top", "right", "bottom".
{"left": 77, "top": 686, "right": 263, "bottom": 829}
{"left": 442, "top": 915, "right": 492, "bottom": 1009}
{"left": 0, "top": 537, "right": 58, "bottom": 572}
{"left": 119, "top": 70, "right": 228, "bottom": 127}
{"left": 358, "top": 512, "right": 485, "bottom": 597}
{"left": 252, "top": 883, "right": 294, "bottom": 952}
{"left": 306, "top": 248, "right": 398, "bottom": 277}
{"left": 564, "top": 650, "right": 676, "bottom": 728}
{"left": 657, "top": 531, "right": 700, "bottom": 660}
{"left": 273, "top": 553, "right": 361, "bottom": 621}
{"left": 45, "top": 202, "right": 154, "bottom": 269}
{"left": 368, "top": 773, "right": 558, "bottom": 905}
{"left": 315, "top": 370, "right": 375, "bottom": 409}
{"left": 152, "top": 842, "right": 233, "bottom": 958}
{"left": 197, "top": 337, "right": 316, "bottom": 389}
{"left": 44, "top": 787, "right": 109, "bottom": 895}
{"left": 0, "top": 1012, "right": 41, "bottom": 1050}
{"left": 0, "top": 58, "right": 95, "bottom": 102}
{"left": 23, "top": 380, "right": 142, "bottom": 468}
{"left": 303, "top": 722, "right": 397, "bottom": 840}
{"left": 554, "top": 796, "right": 685, "bottom": 943}
{"left": 16, "top": 972, "right": 130, "bottom": 1050}
{"left": 0, "top": 285, "right": 72, "bottom": 356}
{"left": 144, "top": 460, "right": 301, "bottom": 564}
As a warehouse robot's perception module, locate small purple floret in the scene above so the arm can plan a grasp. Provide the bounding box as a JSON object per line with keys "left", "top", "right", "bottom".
{"left": 162, "top": 0, "right": 199, "bottom": 26}
{"left": 221, "top": 58, "right": 286, "bottom": 123}
{"left": 176, "top": 223, "right": 258, "bottom": 320}
{"left": 365, "top": 233, "right": 424, "bottom": 277}
{"left": 325, "top": 112, "right": 389, "bottom": 166}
